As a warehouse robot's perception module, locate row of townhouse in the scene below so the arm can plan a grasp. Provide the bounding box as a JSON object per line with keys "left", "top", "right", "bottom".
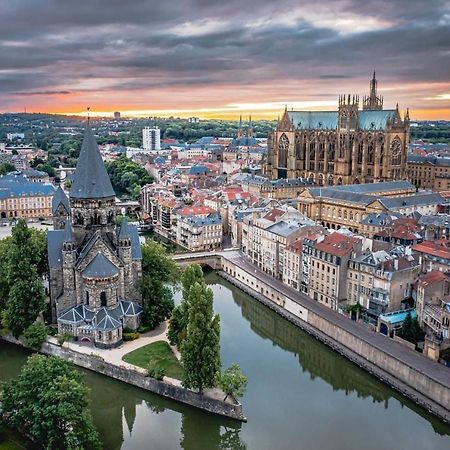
{"left": 140, "top": 184, "right": 223, "bottom": 251}
{"left": 242, "top": 206, "right": 424, "bottom": 318}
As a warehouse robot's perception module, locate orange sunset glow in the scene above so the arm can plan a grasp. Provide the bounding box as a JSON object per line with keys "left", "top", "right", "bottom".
{"left": 1, "top": 1, "right": 449, "bottom": 120}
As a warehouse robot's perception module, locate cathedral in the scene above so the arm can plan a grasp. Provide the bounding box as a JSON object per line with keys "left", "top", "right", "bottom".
{"left": 264, "top": 73, "right": 409, "bottom": 185}
{"left": 48, "top": 126, "right": 143, "bottom": 348}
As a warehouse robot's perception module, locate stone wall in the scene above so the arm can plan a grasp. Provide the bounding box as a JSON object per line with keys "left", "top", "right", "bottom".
{"left": 1, "top": 335, "right": 245, "bottom": 422}
{"left": 218, "top": 256, "right": 450, "bottom": 423}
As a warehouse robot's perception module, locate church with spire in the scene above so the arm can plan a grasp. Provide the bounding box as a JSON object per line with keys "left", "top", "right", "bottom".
{"left": 48, "top": 125, "right": 143, "bottom": 348}
{"left": 264, "top": 72, "right": 409, "bottom": 185}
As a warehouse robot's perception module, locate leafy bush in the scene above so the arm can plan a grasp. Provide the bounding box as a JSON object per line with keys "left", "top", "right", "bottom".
{"left": 57, "top": 332, "right": 72, "bottom": 346}
{"left": 137, "top": 324, "right": 153, "bottom": 334}
{"left": 22, "top": 322, "right": 48, "bottom": 350}
{"left": 123, "top": 332, "right": 140, "bottom": 341}
{"left": 147, "top": 365, "right": 166, "bottom": 380}
{"left": 218, "top": 364, "right": 248, "bottom": 401}
{"left": 47, "top": 326, "right": 58, "bottom": 336}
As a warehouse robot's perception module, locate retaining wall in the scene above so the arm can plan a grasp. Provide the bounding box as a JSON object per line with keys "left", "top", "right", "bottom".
{"left": 1, "top": 335, "right": 245, "bottom": 422}
{"left": 218, "top": 256, "right": 450, "bottom": 423}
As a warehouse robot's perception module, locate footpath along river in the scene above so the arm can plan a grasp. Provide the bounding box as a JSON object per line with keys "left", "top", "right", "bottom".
{"left": 1, "top": 272, "right": 450, "bottom": 450}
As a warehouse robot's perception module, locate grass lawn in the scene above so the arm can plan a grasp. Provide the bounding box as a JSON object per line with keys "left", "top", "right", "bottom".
{"left": 122, "top": 340, "right": 183, "bottom": 380}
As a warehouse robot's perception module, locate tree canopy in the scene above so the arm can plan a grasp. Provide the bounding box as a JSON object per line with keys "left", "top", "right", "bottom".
{"left": 106, "top": 155, "right": 153, "bottom": 199}
{"left": 181, "top": 281, "right": 221, "bottom": 392}
{"left": 168, "top": 264, "right": 203, "bottom": 346}
{"left": 1, "top": 354, "right": 101, "bottom": 450}
{"left": 0, "top": 162, "right": 16, "bottom": 175}
{"left": 0, "top": 220, "right": 46, "bottom": 337}
{"left": 140, "top": 240, "right": 180, "bottom": 329}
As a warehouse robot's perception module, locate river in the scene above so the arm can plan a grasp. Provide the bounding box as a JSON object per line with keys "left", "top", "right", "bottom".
{"left": 1, "top": 272, "right": 449, "bottom": 449}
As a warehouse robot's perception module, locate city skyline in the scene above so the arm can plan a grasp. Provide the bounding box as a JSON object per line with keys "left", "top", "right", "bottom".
{"left": 1, "top": 0, "right": 449, "bottom": 119}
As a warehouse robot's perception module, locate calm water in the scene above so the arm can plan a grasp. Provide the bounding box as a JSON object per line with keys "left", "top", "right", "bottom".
{"left": 1, "top": 272, "right": 450, "bottom": 450}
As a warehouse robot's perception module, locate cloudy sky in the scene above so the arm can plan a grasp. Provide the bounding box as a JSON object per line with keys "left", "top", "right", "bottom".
{"left": 1, "top": 0, "right": 449, "bottom": 119}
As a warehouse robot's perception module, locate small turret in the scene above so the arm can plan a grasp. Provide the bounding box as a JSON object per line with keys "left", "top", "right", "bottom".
{"left": 247, "top": 115, "right": 254, "bottom": 138}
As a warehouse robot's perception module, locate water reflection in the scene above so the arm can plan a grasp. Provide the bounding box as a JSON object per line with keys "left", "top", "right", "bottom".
{"left": 216, "top": 274, "right": 450, "bottom": 437}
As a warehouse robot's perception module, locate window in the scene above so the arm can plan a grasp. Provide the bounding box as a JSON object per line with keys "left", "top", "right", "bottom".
{"left": 86, "top": 291, "right": 89, "bottom": 306}
{"left": 100, "top": 292, "right": 107, "bottom": 307}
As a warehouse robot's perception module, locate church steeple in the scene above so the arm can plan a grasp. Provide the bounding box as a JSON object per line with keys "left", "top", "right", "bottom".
{"left": 237, "top": 115, "right": 244, "bottom": 139}
{"left": 70, "top": 125, "right": 115, "bottom": 200}
{"left": 69, "top": 125, "right": 117, "bottom": 243}
{"left": 247, "top": 115, "right": 254, "bottom": 138}
{"left": 363, "top": 71, "right": 383, "bottom": 110}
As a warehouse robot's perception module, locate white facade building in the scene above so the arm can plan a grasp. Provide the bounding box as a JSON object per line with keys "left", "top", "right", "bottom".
{"left": 142, "top": 126, "right": 161, "bottom": 151}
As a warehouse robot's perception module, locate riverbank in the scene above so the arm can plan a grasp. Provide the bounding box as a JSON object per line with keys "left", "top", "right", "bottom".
{"left": 217, "top": 252, "right": 450, "bottom": 423}
{"left": 0, "top": 334, "right": 246, "bottom": 423}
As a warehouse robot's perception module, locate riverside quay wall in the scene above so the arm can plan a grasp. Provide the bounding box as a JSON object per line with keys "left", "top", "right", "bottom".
{"left": 1, "top": 335, "right": 245, "bottom": 422}
{"left": 205, "top": 252, "right": 450, "bottom": 422}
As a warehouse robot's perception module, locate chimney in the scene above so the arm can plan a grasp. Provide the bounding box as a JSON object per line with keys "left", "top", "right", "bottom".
{"left": 394, "top": 258, "right": 398, "bottom": 271}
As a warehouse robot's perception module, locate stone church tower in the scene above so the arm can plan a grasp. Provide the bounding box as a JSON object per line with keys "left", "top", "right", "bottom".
{"left": 48, "top": 125, "right": 143, "bottom": 348}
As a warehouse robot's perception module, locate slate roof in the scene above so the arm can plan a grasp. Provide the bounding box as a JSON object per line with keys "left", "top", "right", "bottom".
{"left": 82, "top": 252, "right": 119, "bottom": 278}
{"left": 52, "top": 186, "right": 70, "bottom": 214}
{"left": 58, "top": 300, "right": 143, "bottom": 331}
{"left": 47, "top": 229, "right": 66, "bottom": 268}
{"left": 188, "top": 165, "right": 209, "bottom": 175}
{"left": 378, "top": 193, "right": 445, "bottom": 209}
{"left": 129, "top": 224, "right": 142, "bottom": 260}
{"left": 407, "top": 154, "right": 450, "bottom": 167}
{"left": 336, "top": 180, "right": 414, "bottom": 193}
{"left": 0, "top": 173, "right": 55, "bottom": 200}
{"left": 287, "top": 110, "right": 397, "bottom": 131}
{"left": 118, "top": 217, "right": 131, "bottom": 239}
{"left": 69, "top": 126, "right": 116, "bottom": 199}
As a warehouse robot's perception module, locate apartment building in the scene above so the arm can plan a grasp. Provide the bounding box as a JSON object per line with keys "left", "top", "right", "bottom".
{"left": 309, "top": 233, "right": 362, "bottom": 310}
{"left": 347, "top": 250, "right": 421, "bottom": 320}
{"left": 412, "top": 240, "right": 450, "bottom": 272}
{"left": 176, "top": 214, "right": 222, "bottom": 251}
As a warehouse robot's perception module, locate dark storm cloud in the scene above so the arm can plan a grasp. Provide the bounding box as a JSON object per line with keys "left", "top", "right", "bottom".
{"left": 0, "top": 0, "right": 449, "bottom": 98}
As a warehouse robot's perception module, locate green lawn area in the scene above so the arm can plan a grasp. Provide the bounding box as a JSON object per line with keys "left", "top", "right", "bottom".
{"left": 122, "top": 340, "right": 183, "bottom": 380}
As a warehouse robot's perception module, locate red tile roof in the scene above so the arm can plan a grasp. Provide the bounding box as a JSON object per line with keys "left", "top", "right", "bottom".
{"left": 177, "top": 205, "right": 216, "bottom": 217}
{"left": 314, "top": 232, "right": 359, "bottom": 257}
{"left": 412, "top": 240, "right": 450, "bottom": 260}
{"left": 263, "top": 208, "right": 285, "bottom": 222}
{"left": 417, "top": 270, "right": 449, "bottom": 287}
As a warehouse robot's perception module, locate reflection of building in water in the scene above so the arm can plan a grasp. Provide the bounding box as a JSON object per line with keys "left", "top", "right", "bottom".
{"left": 233, "top": 287, "right": 389, "bottom": 404}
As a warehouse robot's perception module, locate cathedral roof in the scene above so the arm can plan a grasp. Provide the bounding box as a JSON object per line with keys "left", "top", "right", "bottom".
{"left": 82, "top": 252, "right": 119, "bottom": 278}
{"left": 287, "top": 110, "right": 397, "bottom": 131}
{"left": 69, "top": 125, "right": 116, "bottom": 199}
{"left": 52, "top": 186, "right": 69, "bottom": 214}
{"left": 47, "top": 229, "right": 66, "bottom": 268}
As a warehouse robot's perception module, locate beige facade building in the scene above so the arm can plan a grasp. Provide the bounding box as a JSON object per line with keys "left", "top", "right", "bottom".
{"left": 407, "top": 155, "right": 450, "bottom": 191}
{"left": 309, "top": 233, "right": 362, "bottom": 310}
{"left": 264, "top": 73, "right": 409, "bottom": 185}
{"left": 0, "top": 173, "right": 55, "bottom": 219}
{"left": 176, "top": 213, "right": 222, "bottom": 251}
{"left": 296, "top": 181, "right": 443, "bottom": 233}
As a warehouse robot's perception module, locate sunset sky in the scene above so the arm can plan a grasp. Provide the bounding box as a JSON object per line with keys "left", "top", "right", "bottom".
{"left": 1, "top": 0, "right": 449, "bottom": 120}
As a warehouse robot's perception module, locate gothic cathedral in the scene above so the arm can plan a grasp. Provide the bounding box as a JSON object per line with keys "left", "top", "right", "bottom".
{"left": 48, "top": 125, "right": 143, "bottom": 348}
{"left": 264, "top": 73, "right": 409, "bottom": 185}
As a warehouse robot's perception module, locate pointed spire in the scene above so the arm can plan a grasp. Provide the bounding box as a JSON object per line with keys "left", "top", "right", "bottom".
{"left": 69, "top": 124, "right": 115, "bottom": 199}
{"left": 52, "top": 185, "right": 69, "bottom": 215}
{"left": 63, "top": 219, "right": 74, "bottom": 243}
{"left": 405, "top": 108, "right": 410, "bottom": 121}
{"left": 118, "top": 216, "right": 131, "bottom": 239}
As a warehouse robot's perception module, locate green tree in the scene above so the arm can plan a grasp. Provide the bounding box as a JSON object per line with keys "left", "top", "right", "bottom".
{"left": 399, "top": 311, "right": 425, "bottom": 344}
{"left": 3, "top": 220, "right": 45, "bottom": 337}
{"left": 0, "top": 162, "right": 16, "bottom": 175}
{"left": 168, "top": 264, "right": 204, "bottom": 346}
{"left": 141, "top": 240, "right": 180, "bottom": 329}
{"left": 181, "top": 282, "right": 221, "bottom": 392}
{"left": 23, "top": 321, "right": 48, "bottom": 350}
{"left": 218, "top": 364, "right": 248, "bottom": 401}
{"left": 1, "top": 354, "right": 101, "bottom": 450}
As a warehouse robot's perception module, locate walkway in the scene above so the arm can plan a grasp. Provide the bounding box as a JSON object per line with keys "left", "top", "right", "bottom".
{"left": 51, "top": 321, "right": 176, "bottom": 371}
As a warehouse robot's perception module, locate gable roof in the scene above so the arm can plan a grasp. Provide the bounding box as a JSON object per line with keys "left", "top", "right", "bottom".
{"left": 52, "top": 186, "right": 70, "bottom": 215}
{"left": 82, "top": 252, "right": 119, "bottom": 278}
{"left": 69, "top": 126, "right": 116, "bottom": 199}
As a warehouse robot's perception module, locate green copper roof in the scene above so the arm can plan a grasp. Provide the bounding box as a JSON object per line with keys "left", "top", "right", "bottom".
{"left": 287, "top": 110, "right": 396, "bottom": 131}
{"left": 70, "top": 126, "right": 115, "bottom": 199}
